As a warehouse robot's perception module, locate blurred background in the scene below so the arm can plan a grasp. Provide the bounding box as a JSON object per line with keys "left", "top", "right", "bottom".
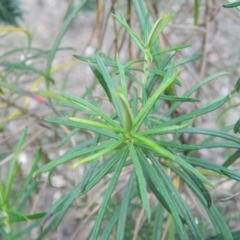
{"left": 0, "top": 0, "right": 240, "bottom": 239}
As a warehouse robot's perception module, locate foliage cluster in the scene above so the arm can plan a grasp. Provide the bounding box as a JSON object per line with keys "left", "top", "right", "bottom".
{"left": 0, "top": 0, "right": 240, "bottom": 239}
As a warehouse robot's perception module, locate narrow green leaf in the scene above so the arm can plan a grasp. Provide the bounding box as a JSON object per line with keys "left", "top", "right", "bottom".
{"left": 134, "top": 135, "right": 174, "bottom": 158}
{"left": 91, "top": 151, "right": 127, "bottom": 240}
{"left": 125, "top": 71, "right": 143, "bottom": 86}
{"left": 35, "top": 218, "right": 56, "bottom": 240}
{"left": 159, "top": 95, "right": 199, "bottom": 102}
{"left": 11, "top": 148, "right": 41, "bottom": 207}
{"left": 80, "top": 135, "right": 100, "bottom": 192}
{"left": 143, "top": 12, "right": 150, "bottom": 43}
{"left": 152, "top": 203, "right": 164, "bottom": 240}
{"left": 72, "top": 139, "right": 125, "bottom": 168}
{"left": 235, "top": 77, "right": 240, "bottom": 92}
{"left": 148, "top": 67, "right": 165, "bottom": 77}
{"left": 223, "top": 149, "right": 240, "bottom": 167}
{"left": 89, "top": 62, "right": 112, "bottom": 102}
{"left": 146, "top": 15, "right": 164, "bottom": 47}
{"left": 36, "top": 141, "right": 113, "bottom": 174}
{"left": 148, "top": 153, "right": 202, "bottom": 239}
{"left": 168, "top": 216, "right": 175, "bottom": 240}
{"left": 183, "top": 156, "right": 240, "bottom": 181}
{"left": 194, "top": 141, "right": 240, "bottom": 149}
{"left": 62, "top": 93, "right": 121, "bottom": 129}
{"left": 184, "top": 169, "right": 212, "bottom": 208}
{"left": 95, "top": 53, "right": 124, "bottom": 125}
{"left": 166, "top": 72, "right": 229, "bottom": 117}
{"left": 123, "top": 58, "right": 145, "bottom": 69}
{"left": 223, "top": 2, "right": 240, "bottom": 8}
{"left": 163, "top": 63, "right": 174, "bottom": 84}
{"left": 5, "top": 128, "right": 28, "bottom": 202}
{"left": 134, "top": 70, "right": 181, "bottom": 131}
{"left": 154, "top": 140, "right": 199, "bottom": 151}
{"left": 95, "top": 49, "right": 115, "bottom": 62}
{"left": 59, "top": 128, "right": 80, "bottom": 147}
{"left": 166, "top": 54, "right": 202, "bottom": 69}
{"left": 140, "top": 119, "right": 193, "bottom": 136}
{"left": 220, "top": 168, "right": 240, "bottom": 180}
{"left": 74, "top": 54, "right": 117, "bottom": 67}
{"left": 114, "top": 91, "right": 134, "bottom": 132}
{"left": 153, "top": 44, "right": 191, "bottom": 56}
{"left": 194, "top": 0, "right": 199, "bottom": 25}
{"left": 12, "top": 219, "right": 41, "bottom": 238}
{"left": 0, "top": 181, "right": 6, "bottom": 205}
{"left": 136, "top": 148, "right": 187, "bottom": 239}
{"left": 46, "top": 0, "right": 89, "bottom": 87}
{"left": 76, "top": 52, "right": 142, "bottom": 75}
{"left": 131, "top": 0, "right": 149, "bottom": 34}
{"left": 67, "top": 117, "right": 124, "bottom": 133}
{"left": 162, "top": 51, "right": 177, "bottom": 67}
{"left": 152, "top": 98, "right": 163, "bottom": 118}
{"left": 207, "top": 230, "right": 240, "bottom": 240}
{"left": 10, "top": 212, "right": 45, "bottom": 222}
{"left": 112, "top": 14, "right": 146, "bottom": 53}
{"left": 0, "top": 62, "right": 54, "bottom": 83}
{"left": 17, "top": 182, "right": 37, "bottom": 211}
{"left": 143, "top": 173, "right": 182, "bottom": 220}
{"left": 130, "top": 144, "right": 151, "bottom": 220}
{"left": 163, "top": 95, "right": 229, "bottom": 127}
{"left": 81, "top": 161, "right": 98, "bottom": 192}
{"left": 61, "top": 138, "right": 94, "bottom": 156}
{"left": 165, "top": 161, "right": 209, "bottom": 208}
{"left": 178, "top": 128, "right": 240, "bottom": 145}
{"left": 146, "top": 52, "right": 179, "bottom": 99}
{"left": 101, "top": 207, "right": 121, "bottom": 240}
{"left": 116, "top": 55, "right": 128, "bottom": 98}
{"left": 134, "top": 135, "right": 214, "bottom": 187}
{"left": 208, "top": 205, "right": 233, "bottom": 240}
{"left": 133, "top": 87, "right": 139, "bottom": 117}
{"left": 149, "top": 114, "right": 170, "bottom": 123}
{"left": 5, "top": 208, "right": 28, "bottom": 221}
{"left": 0, "top": 47, "right": 31, "bottom": 60}
{"left": 148, "top": 68, "right": 182, "bottom": 86}
{"left": 44, "top": 118, "right": 121, "bottom": 140}
{"left": 174, "top": 155, "right": 214, "bottom": 188}
{"left": 50, "top": 150, "right": 127, "bottom": 229}
{"left": 147, "top": 14, "right": 175, "bottom": 49}
{"left": 233, "top": 118, "right": 240, "bottom": 133}
{"left": 165, "top": 161, "right": 232, "bottom": 240}
{"left": 117, "top": 171, "right": 135, "bottom": 240}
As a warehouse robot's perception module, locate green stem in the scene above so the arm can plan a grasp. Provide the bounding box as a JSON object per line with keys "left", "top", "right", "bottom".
{"left": 141, "top": 51, "right": 151, "bottom": 98}
{"left": 0, "top": 181, "right": 11, "bottom": 236}
{"left": 142, "top": 54, "right": 149, "bottom": 84}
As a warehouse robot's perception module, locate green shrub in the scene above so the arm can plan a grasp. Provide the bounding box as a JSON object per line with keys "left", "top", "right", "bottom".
{"left": 1, "top": 0, "right": 240, "bottom": 239}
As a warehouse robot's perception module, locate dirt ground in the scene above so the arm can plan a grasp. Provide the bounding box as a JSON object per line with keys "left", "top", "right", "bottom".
{"left": 1, "top": 0, "right": 240, "bottom": 239}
